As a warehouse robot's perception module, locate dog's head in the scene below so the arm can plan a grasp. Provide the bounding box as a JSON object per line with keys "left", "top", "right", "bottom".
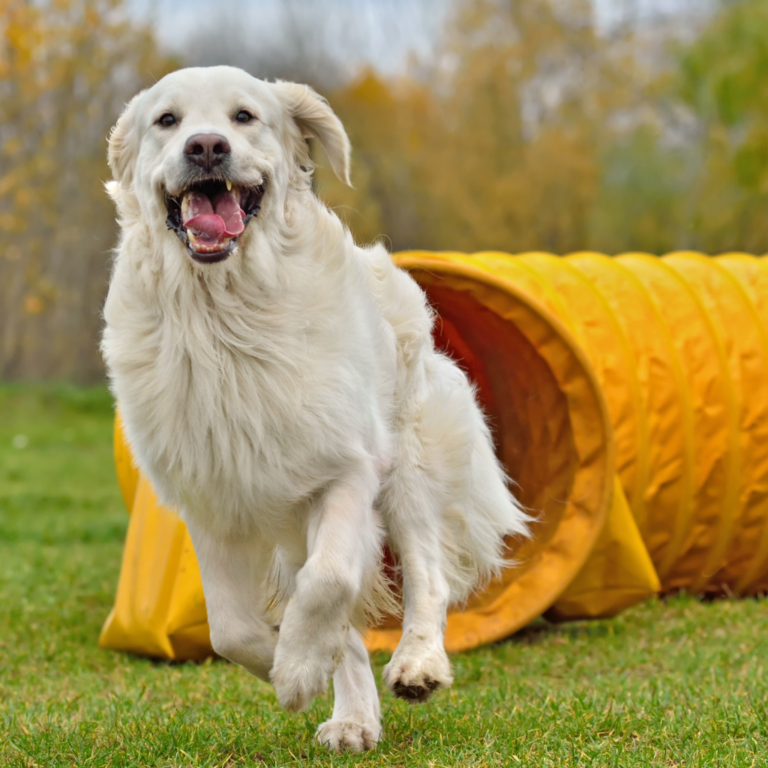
{"left": 107, "top": 66, "right": 350, "bottom": 265}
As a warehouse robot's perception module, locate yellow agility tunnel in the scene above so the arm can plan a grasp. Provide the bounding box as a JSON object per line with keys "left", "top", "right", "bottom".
{"left": 101, "top": 252, "right": 768, "bottom": 661}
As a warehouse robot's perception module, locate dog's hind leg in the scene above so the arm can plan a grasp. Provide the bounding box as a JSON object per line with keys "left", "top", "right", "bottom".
{"left": 270, "top": 455, "right": 383, "bottom": 713}
{"left": 381, "top": 353, "right": 525, "bottom": 703}
{"left": 316, "top": 627, "right": 381, "bottom": 752}
{"left": 185, "top": 519, "right": 277, "bottom": 681}
{"left": 381, "top": 480, "right": 454, "bottom": 703}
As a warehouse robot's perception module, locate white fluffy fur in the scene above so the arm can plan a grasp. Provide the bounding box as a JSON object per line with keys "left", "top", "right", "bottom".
{"left": 102, "top": 66, "right": 529, "bottom": 753}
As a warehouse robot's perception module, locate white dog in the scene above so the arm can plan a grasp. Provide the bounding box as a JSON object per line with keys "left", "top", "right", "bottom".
{"left": 102, "top": 66, "right": 529, "bottom": 752}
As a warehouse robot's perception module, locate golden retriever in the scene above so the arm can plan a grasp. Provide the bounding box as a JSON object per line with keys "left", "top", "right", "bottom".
{"left": 101, "top": 66, "right": 528, "bottom": 752}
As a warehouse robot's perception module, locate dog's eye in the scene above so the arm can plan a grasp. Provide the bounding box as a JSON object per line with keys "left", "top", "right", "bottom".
{"left": 235, "top": 110, "right": 255, "bottom": 124}
{"left": 158, "top": 113, "right": 177, "bottom": 128}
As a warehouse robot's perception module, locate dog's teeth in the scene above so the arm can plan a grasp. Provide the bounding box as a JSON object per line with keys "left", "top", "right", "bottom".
{"left": 226, "top": 180, "right": 232, "bottom": 191}
{"left": 181, "top": 194, "right": 190, "bottom": 221}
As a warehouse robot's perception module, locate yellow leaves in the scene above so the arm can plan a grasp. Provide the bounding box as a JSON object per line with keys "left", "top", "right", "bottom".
{"left": 85, "top": 8, "right": 101, "bottom": 28}
{"left": 0, "top": 213, "right": 27, "bottom": 233}
{"left": 24, "top": 295, "right": 44, "bottom": 315}
{"left": 0, "top": 0, "right": 175, "bottom": 378}
{"left": 3, "top": 3, "right": 44, "bottom": 70}
{"left": 3, "top": 138, "right": 22, "bottom": 157}
{"left": 3, "top": 245, "right": 21, "bottom": 262}
{"left": 316, "top": 0, "right": 614, "bottom": 254}
{"left": 15, "top": 188, "right": 31, "bottom": 209}
{"left": 0, "top": 170, "right": 21, "bottom": 198}
{"left": 345, "top": 69, "right": 394, "bottom": 108}
{"left": 23, "top": 274, "right": 57, "bottom": 315}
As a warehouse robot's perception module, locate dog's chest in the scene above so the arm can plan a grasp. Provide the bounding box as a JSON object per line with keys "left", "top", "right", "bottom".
{"left": 115, "top": 291, "right": 380, "bottom": 521}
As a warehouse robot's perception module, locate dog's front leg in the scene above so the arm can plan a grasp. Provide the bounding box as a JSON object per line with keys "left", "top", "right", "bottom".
{"left": 315, "top": 627, "right": 381, "bottom": 752}
{"left": 270, "top": 458, "right": 382, "bottom": 713}
{"left": 185, "top": 519, "right": 277, "bottom": 681}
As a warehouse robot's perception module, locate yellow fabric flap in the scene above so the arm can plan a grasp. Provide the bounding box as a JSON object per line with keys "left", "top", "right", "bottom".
{"left": 549, "top": 475, "right": 660, "bottom": 620}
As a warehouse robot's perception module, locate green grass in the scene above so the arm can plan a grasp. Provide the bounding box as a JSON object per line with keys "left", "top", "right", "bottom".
{"left": 1, "top": 384, "right": 767, "bottom": 767}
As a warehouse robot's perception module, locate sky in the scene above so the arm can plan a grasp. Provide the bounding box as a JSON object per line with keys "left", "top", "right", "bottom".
{"left": 130, "top": 0, "right": 450, "bottom": 75}
{"left": 128, "top": 0, "right": 718, "bottom": 77}
{"left": 594, "top": 0, "right": 716, "bottom": 27}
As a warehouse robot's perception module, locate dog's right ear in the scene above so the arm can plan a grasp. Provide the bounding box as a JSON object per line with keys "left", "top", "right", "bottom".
{"left": 107, "top": 92, "right": 144, "bottom": 194}
{"left": 273, "top": 81, "right": 352, "bottom": 186}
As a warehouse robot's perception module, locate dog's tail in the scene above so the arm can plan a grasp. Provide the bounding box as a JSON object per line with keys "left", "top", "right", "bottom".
{"left": 418, "top": 354, "right": 533, "bottom": 606}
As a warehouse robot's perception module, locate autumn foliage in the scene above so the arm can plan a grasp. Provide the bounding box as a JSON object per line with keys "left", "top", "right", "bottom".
{"left": 317, "top": 0, "right": 617, "bottom": 254}
{"left": 2, "top": 0, "right": 768, "bottom": 380}
{"left": 317, "top": 0, "right": 768, "bottom": 258}
{"left": 0, "top": 0, "right": 174, "bottom": 380}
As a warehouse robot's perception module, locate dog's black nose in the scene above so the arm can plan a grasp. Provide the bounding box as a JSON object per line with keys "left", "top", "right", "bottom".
{"left": 184, "top": 133, "right": 231, "bottom": 171}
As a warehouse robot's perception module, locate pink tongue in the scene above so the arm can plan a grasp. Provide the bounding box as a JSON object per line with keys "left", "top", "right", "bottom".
{"left": 213, "top": 192, "right": 245, "bottom": 236}
{"left": 183, "top": 190, "right": 245, "bottom": 242}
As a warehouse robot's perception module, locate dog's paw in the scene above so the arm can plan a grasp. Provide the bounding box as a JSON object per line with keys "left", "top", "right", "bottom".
{"left": 384, "top": 642, "right": 453, "bottom": 703}
{"left": 316, "top": 719, "right": 381, "bottom": 752}
{"left": 271, "top": 626, "right": 347, "bottom": 711}
{"left": 270, "top": 654, "right": 331, "bottom": 712}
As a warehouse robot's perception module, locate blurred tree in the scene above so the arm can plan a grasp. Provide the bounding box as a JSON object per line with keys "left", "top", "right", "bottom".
{"left": 588, "top": 127, "right": 690, "bottom": 254}
{"left": 6, "top": 0, "right": 768, "bottom": 383}
{"left": 0, "top": 0, "right": 174, "bottom": 381}
{"left": 319, "top": 0, "right": 768, "bottom": 257}
{"left": 314, "top": 70, "right": 436, "bottom": 249}
{"left": 317, "top": 0, "right": 643, "bottom": 254}
{"left": 674, "top": 0, "right": 768, "bottom": 253}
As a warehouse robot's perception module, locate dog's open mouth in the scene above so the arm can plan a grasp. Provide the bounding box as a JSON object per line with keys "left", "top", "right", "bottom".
{"left": 165, "top": 179, "right": 266, "bottom": 264}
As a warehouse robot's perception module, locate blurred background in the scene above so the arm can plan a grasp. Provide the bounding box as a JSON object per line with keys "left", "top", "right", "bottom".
{"left": 1, "top": 0, "right": 765, "bottom": 382}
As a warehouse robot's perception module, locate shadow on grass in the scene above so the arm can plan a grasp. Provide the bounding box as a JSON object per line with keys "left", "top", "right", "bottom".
{"left": 498, "top": 617, "right": 617, "bottom": 646}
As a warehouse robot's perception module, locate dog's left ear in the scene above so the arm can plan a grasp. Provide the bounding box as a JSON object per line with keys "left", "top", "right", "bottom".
{"left": 273, "top": 82, "right": 351, "bottom": 186}
{"left": 107, "top": 91, "right": 144, "bottom": 192}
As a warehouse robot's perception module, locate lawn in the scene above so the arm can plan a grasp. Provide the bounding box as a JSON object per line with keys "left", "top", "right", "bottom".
{"left": 0, "top": 384, "right": 766, "bottom": 767}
